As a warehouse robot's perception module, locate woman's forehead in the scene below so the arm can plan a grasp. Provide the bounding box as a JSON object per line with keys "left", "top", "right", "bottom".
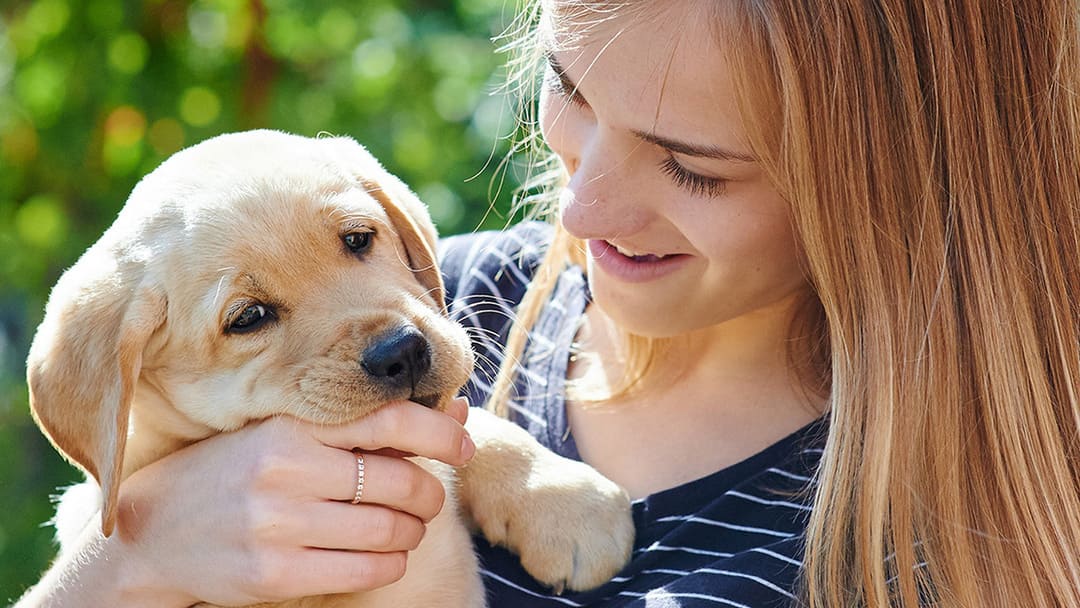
{"left": 538, "top": 0, "right": 732, "bottom": 89}
{"left": 539, "top": 0, "right": 719, "bottom": 41}
{"left": 542, "top": 1, "right": 753, "bottom": 156}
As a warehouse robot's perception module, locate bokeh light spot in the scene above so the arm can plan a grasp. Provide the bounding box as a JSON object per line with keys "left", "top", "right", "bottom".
{"left": 148, "top": 118, "right": 186, "bottom": 157}
{"left": 433, "top": 77, "right": 476, "bottom": 122}
{"left": 14, "top": 194, "right": 68, "bottom": 250}
{"left": 102, "top": 106, "right": 147, "bottom": 176}
{"left": 25, "top": 0, "right": 71, "bottom": 40}
{"left": 1, "top": 122, "right": 40, "bottom": 167}
{"left": 103, "top": 139, "right": 144, "bottom": 177}
{"left": 297, "top": 91, "right": 335, "bottom": 131}
{"left": 179, "top": 87, "right": 221, "bottom": 126}
{"left": 13, "top": 58, "right": 66, "bottom": 125}
{"left": 107, "top": 32, "right": 149, "bottom": 75}
{"left": 392, "top": 126, "right": 435, "bottom": 173}
{"left": 104, "top": 106, "right": 147, "bottom": 146}
{"left": 418, "top": 182, "right": 464, "bottom": 228}
{"left": 318, "top": 8, "right": 358, "bottom": 53}
{"left": 352, "top": 39, "right": 396, "bottom": 80}
{"left": 370, "top": 8, "right": 412, "bottom": 45}
{"left": 188, "top": 7, "right": 227, "bottom": 49}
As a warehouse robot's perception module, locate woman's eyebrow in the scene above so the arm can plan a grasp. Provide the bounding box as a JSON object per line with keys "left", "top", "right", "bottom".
{"left": 632, "top": 130, "right": 757, "bottom": 163}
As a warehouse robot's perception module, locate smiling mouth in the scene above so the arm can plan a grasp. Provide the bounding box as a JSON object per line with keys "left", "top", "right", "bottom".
{"left": 587, "top": 239, "right": 691, "bottom": 283}
{"left": 610, "top": 242, "right": 671, "bottom": 262}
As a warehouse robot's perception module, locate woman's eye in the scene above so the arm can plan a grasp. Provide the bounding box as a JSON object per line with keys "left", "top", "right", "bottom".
{"left": 543, "top": 65, "right": 589, "bottom": 108}
{"left": 229, "top": 303, "right": 273, "bottom": 334}
{"left": 343, "top": 231, "right": 373, "bottom": 254}
{"left": 659, "top": 156, "right": 728, "bottom": 198}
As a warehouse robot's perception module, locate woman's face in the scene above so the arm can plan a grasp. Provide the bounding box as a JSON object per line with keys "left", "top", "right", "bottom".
{"left": 539, "top": 2, "right": 810, "bottom": 339}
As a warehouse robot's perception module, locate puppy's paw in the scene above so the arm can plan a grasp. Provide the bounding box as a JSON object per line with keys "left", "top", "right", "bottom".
{"left": 473, "top": 454, "right": 634, "bottom": 593}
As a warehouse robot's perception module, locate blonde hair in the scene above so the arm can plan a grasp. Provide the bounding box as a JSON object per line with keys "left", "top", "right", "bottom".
{"left": 492, "top": 1, "right": 1080, "bottom": 606}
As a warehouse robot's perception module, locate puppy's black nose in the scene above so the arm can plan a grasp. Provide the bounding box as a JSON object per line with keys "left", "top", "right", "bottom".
{"left": 361, "top": 326, "right": 431, "bottom": 389}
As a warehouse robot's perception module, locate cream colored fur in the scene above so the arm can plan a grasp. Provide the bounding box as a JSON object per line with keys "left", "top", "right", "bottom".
{"left": 27, "top": 130, "right": 633, "bottom": 607}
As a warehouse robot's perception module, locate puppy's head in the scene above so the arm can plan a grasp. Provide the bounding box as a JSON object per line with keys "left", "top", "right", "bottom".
{"left": 27, "top": 130, "right": 474, "bottom": 535}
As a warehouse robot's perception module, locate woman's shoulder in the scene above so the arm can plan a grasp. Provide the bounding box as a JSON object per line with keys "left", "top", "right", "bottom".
{"left": 438, "top": 219, "right": 554, "bottom": 253}
{"left": 437, "top": 221, "right": 554, "bottom": 305}
{"left": 437, "top": 220, "right": 555, "bottom": 317}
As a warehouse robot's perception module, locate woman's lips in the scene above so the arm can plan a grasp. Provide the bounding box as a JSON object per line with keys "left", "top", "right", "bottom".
{"left": 587, "top": 240, "right": 691, "bottom": 283}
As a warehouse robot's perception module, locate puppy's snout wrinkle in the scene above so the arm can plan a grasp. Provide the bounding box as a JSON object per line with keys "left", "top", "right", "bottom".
{"left": 361, "top": 325, "right": 432, "bottom": 391}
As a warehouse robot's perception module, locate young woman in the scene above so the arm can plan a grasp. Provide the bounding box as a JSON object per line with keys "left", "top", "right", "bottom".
{"left": 17, "top": 1, "right": 1080, "bottom": 606}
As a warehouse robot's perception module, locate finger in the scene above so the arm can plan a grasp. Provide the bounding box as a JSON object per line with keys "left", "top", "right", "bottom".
{"left": 263, "top": 549, "right": 408, "bottom": 599}
{"left": 321, "top": 451, "right": 447, "bottom": 522}
{"left": 313, "top": 400, "right": 474, "bottom": 466}
{"left": 294, "top": 502, "right": 427, "bottom": 552}
{"left": 445, "top": 396, "right": 469, "bottom": 425}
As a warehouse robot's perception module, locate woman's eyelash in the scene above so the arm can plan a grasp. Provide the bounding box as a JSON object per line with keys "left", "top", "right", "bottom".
{"left": 544, "top": 67, "right": 589, "bottom": 108}
{"left": 659, "top": 156, "right": 728, "bottom": 197}
{"left": 542, "top": 62, "right": 725, "bottom": 197}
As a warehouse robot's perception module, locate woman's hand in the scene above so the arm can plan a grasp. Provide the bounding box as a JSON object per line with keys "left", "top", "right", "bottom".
{"left": 18, "top": 398, "right": 474, "bottom": 608}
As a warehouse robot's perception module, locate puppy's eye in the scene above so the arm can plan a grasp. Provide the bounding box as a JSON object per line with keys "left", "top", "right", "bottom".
{"left": 228, "top": 303, "right": 274, "bottom": 334}
{"left": 343, "top": 231, "right": 373, "bottom": 255}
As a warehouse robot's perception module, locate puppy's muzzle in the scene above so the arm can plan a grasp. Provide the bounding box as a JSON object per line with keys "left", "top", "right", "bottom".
{"left": 362, "top": 325, "right": 437, "bottom": 407}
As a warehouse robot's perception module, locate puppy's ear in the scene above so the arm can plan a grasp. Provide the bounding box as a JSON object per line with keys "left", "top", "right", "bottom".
{"left": 360, "top": 176, "right": 446, "bottom": 311}
{"left": 324, "top": 136, "right": 445, "bottom": 310}
{"left": 27, "top": 252, "right": 166, "bottom": 537}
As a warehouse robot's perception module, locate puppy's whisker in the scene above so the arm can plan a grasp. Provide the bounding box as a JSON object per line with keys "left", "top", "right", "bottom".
{"left": 455, "top": 309, "right": 522, "bottom": 327}
{"left": 460, "top": 329, "right": 525, "bottom": 372}
{"left": 451, "top": 294, "right": 521, "bottom": 308}
{"left": 455, "top": 319, "right": 522, "bottom": 336}
{"left": 419, "top": 285, "right": 444, "bottom": 302}
{"left": 462, "top": 329, "right": 506, "bottom": 349}
{"left": 461, "top": 328, "right": 509, "bottom": 350}
{"left": 471, "top": 357, "right": 505, "bottom": 383}
{"left": 453, "top": 293, "right": 526, "bottom": 310}
{"left": 471, "top": 350, "right": 498, "bottom": 366}
{"left": 462, "top": 325, "right": 502, "bottom": 341}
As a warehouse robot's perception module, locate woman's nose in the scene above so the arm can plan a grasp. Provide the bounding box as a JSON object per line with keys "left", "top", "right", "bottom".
{"left": 558, "top": 141, "right": 655, "bottom": 240}
{"left": 540, "top": 93, "right": 653, "bottom": 238}
{"left": 540, "top": 95, "right": 590, "bottom": 176}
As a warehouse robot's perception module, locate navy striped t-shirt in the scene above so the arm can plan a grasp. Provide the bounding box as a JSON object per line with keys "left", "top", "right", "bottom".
{"left": 439, "top": 222, "right": 826, "bottom": 608}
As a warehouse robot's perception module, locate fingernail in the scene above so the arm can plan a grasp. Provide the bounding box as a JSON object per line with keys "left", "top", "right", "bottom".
{"left": 460, "top": 433, "right": 476, "bottom": 461}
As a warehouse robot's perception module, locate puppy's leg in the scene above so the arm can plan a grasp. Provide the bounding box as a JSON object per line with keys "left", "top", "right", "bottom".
{"left": 457, "top": 408, "right": 634, "bottom": 593}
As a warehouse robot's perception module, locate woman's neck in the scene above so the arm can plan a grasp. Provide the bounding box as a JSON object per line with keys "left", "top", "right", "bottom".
{"left": 566, "top": 292, "right": 825, "bottom": 498}
{"left": 579, "top": 289, "right": 818, "bottom": 396}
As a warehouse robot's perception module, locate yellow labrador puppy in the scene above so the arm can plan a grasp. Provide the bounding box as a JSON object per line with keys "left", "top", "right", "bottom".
{"left": 27, "top": 130, "right": 633, "bottom": 607}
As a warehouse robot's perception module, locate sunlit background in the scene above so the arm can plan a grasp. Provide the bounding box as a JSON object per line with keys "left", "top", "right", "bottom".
{"left": 0, "top": 0, "right": 535, "bottom": 598}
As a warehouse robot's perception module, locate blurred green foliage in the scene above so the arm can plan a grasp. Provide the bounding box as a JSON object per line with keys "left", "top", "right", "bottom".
{"left": 0, "top": 0, "right": 532, "bottom": 600}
